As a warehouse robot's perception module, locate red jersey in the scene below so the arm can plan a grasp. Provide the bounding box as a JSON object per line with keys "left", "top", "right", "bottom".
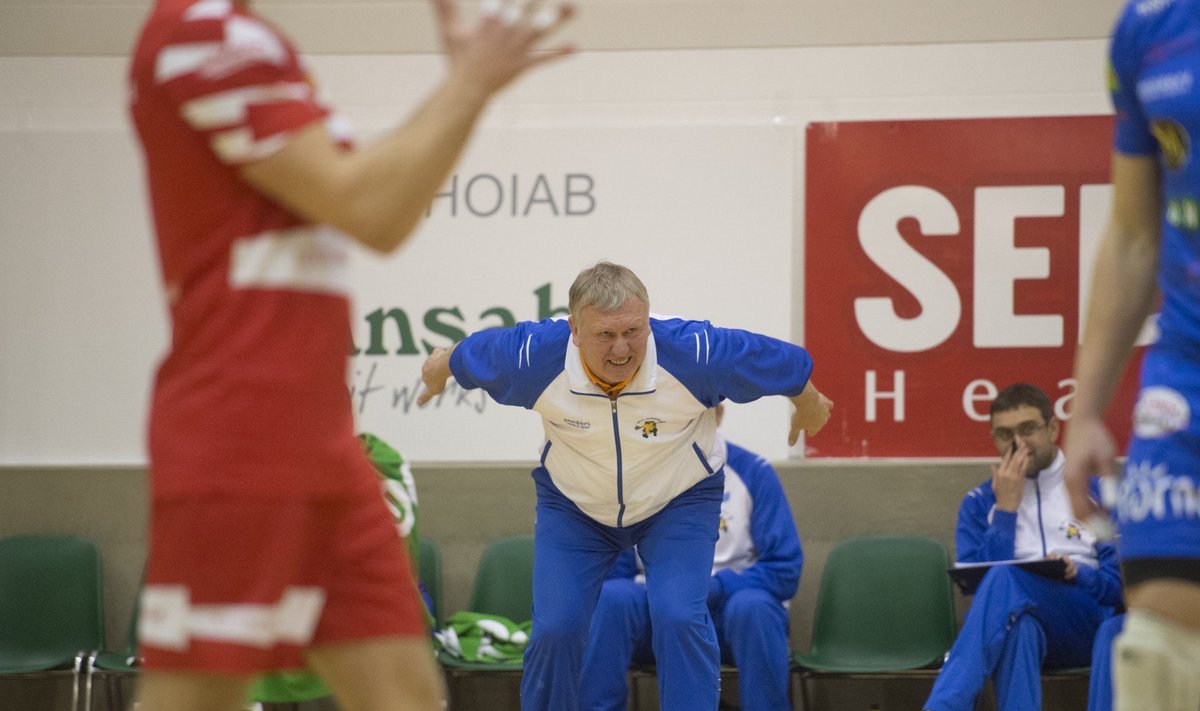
{"left": 129, "top": 0, "right": 370, "bottom": 496}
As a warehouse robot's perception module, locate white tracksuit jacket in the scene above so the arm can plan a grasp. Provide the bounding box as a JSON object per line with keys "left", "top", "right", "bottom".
{"left": 449, "top": 316, "right": 814, "bottom": 527}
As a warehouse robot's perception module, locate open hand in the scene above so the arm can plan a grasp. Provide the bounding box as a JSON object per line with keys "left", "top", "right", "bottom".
{"left": 433, "top": 0, "right": 577, "bottom": 98}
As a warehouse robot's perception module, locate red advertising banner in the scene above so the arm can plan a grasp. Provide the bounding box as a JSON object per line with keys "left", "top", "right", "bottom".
{"left": 804, "top": 116, "right": 1146, "bottom": 458}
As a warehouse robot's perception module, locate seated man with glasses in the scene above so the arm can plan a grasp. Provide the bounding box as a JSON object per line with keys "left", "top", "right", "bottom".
{"left": 923, "top": 383, "right": 1123, "bottom": 711}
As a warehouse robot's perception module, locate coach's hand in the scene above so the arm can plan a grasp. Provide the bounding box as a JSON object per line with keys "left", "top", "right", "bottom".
{"left": 789, "top": 381, "right": 833, "bottom": 446}
{"left": 417, "top": 345, "right": 457, "bottom": 407}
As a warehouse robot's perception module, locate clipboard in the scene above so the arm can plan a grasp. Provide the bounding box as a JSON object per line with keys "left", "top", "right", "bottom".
{"left": 947, "top": 558, "right": 1068, "bottom": 595}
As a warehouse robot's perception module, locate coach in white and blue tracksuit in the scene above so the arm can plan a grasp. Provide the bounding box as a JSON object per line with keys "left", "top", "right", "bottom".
{"left": 579, "top": 404, "right": 803, "bottom": 711}
{"left": 923, "top": 384, "right": 1123, "bottom": 711}
{"left": 418, "top": 262, "right": 833, "bottom": 711}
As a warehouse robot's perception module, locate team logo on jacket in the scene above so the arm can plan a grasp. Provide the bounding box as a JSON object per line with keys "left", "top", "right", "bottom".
{"left": 1151, "top": 119, "right": 1190, "bottom": 171}
{"left": 634, "top": 418, "right": 664, "bottom": 438}
{"left": 1063, "top": 521, "right": 1082, "bottom": 540}
{"left": 1133, "top": 386, "right": 1190, "bottom": 438}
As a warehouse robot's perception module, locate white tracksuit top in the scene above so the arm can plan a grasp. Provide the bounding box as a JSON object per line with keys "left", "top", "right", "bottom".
{"left": 449, "top": 316, "right": 814, "bottom": 527}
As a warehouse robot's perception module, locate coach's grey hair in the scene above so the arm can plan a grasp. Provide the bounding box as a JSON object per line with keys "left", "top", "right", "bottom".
{"left": 568, "top": 261, "right": 649, "bottom": 317}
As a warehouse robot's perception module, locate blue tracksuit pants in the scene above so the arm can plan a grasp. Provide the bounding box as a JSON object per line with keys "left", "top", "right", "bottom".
{"left": 520, "top": 466, "right": 724, "bottom": 711}
{"left": 1087, "top": 613, "right": 1124, "bottom": 711}
{"left": 580, "top": 579, "right": 790, "bottom": 711}
{"left": 924, "top": 565, "right": 1109, "bottom": 711}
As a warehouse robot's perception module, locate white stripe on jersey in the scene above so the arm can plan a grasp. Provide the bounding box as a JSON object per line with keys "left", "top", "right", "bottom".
{"left": 224, "top": 15, "right": 288, "bottom": 67}
{"left": 211, "top": 125, "right": 292, "bottom": 163}
{"left": 182, "top": 81, "right": 312, "bottom": 130}
{"left": 229, "top": 225, "right": 352, "bottom": 295}
{"left": 157, "top": 13, "right": 287, "bottom": 85}
{"left": 693, "top": 330, "right": 710, "bottom": 363}
{"left": 183, "top": 0, "right": 233, "bottom": 20}
{"left": 156, "top": 43, "right": 223, "bottom": 83}
{"left": 140, "top": 584, "right": 325, "bottom": 651}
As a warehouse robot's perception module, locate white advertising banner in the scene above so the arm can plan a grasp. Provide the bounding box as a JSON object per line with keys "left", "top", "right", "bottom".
{"left": 0, "top": 120, "right": 793, "bottom": 465}
{"left": 349, "top": 124, "right": 795, "bottom": 461}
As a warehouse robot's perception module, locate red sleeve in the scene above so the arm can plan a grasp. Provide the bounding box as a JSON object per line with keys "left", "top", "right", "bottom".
{"left": 151, "top": 3, "right": 330, "bottom": 164}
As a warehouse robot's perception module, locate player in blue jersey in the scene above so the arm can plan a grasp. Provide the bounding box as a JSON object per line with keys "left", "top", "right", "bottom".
{"left": 578, "top": 404, "right": 803, "bottom": 711}
{"left": 1064, "top": 1, "right": 1200, "bottom": 708}
{"left": 418, "top": 261, "right": 832, "bottom": 711}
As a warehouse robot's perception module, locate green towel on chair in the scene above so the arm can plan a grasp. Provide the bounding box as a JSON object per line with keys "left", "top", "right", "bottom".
{"left": 434, "top": 612, "right": 532, "bottom": 663}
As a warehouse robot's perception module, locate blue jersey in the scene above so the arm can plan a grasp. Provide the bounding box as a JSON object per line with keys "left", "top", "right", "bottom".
{"left": 1109, "top": 0, "right": 1200, "bottom": 560}
{"left": 1110, "top": 0, "right": 1200, "bottom": 357}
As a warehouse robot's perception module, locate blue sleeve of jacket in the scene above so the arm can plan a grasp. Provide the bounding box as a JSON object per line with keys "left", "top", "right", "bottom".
{"left": 1074, "top": 541, "right": 1124, "bottom": 608}
{"left": 652, "top": 319, "right": 813, "bottom": 406}
{"left": 1073, "top": 477, "right": 1124, "bottom": 607}
{"left": 956, "top": 482, "right": 1016, "bottom": 563}
{"left": 448, "top": 319, "right": 568, "bottom": 408}
{"left": 710, "top": 444, "right": 803, "bottom": 607}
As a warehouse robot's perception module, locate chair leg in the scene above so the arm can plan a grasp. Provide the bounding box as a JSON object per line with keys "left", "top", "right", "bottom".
{"left": 72, "top": 651, "right": 86, "bottom": 711}
{"left": 83, "top": 652, "right": 98, "bottom": 711}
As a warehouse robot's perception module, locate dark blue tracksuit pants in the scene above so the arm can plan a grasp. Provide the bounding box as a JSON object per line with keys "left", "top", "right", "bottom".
{"left": 1087, "top": 613, "right": 1124, "bottom": 711}
{"left": 580, "top": 578, "right": 791, "bottom": 711}
{"left": 520, "top": 467, "right": 724, "bottom": 711}
{"left": 924, "top": 565, "right": 1109, "bottom": 711}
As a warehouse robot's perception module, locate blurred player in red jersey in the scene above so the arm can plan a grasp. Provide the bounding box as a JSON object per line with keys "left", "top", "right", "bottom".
{"left": 127, "top": 1, "right": 574, "bottom": 709}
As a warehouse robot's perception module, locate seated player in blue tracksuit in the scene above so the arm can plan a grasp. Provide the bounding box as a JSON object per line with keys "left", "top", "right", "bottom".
{"left": 418, "top": 262, "right": 833, "bottom": 711}
{"left": 579, "top": 404, "right": 802, "bottom": 711}
{"left": 923, "top": 383, "right": 1123, "bottom": 711}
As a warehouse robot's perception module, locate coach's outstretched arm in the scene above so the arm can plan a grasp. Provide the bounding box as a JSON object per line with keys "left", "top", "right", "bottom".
{"left": 241, "top": 0, "right": 576, "bottom": 254}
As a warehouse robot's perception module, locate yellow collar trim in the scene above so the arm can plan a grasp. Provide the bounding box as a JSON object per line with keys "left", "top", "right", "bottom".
{"left": 581, "top": 357, "right": 636, "bottom": 398}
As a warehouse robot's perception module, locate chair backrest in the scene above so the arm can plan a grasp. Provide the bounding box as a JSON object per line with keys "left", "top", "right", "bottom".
{"left": 468, "top": 535, "right": 535, "bottom": 622}
{"left": 0, "top": 534, "right": 105, "bottom": 669}
{"left": 417, "top": 536, "right": 444, "bottom": 626}
{"left": 807, "top": 533, "right": 957, "bottom": 671}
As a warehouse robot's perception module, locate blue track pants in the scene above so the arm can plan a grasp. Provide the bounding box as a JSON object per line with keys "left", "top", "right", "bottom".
{"left": 1087, "top": 613, "right": 1124, "bottom": 711}
{"left": 924, "top": 565, "right": 1109, "bottom": 711}
{"left": 580, "top": 579, "right": 790, "bottom": 711}
{"left": 519, "top": 467, "right": 724, "bottom": 711}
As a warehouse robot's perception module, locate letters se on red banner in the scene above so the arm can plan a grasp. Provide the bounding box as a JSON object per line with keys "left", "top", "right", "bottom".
{"left": 804, "top": 116, "right": 1146, "bottom": 458}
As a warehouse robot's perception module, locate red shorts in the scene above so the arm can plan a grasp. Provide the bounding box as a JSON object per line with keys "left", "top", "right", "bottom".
{"left": 139, "top": 481, "right": 427, "bottom": 674}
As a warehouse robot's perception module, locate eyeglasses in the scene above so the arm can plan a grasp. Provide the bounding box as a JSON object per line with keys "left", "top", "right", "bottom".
{"left": 991, "top": 420, "right": 1048, "bottom": 445}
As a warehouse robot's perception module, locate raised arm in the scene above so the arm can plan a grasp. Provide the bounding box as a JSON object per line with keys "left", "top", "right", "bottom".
{"left": 240, "top": 0, "right": 576, "bottom": 253}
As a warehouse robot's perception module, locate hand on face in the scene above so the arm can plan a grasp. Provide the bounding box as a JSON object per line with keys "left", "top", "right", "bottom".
{"left": 990, "top": 441, "right": 1029, "bottom": 512}
{"left": 989, "top": 405, "right": 1059, "bottom": 510}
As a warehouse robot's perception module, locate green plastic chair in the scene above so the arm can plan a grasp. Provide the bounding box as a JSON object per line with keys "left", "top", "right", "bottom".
{"left": 437, "top": 534, "right": 535, "bottom": 671}
{"left": 418, "top": 536, "right": 444, "bottom": 627}
{"left": 0, "top": 534, "right": 106, "bottom": 711}
{"left": 792, "top": 534, "right": 958, "bottom": 709}
{"left": 467, "top": 535, "right": 534, "bottom": 622}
